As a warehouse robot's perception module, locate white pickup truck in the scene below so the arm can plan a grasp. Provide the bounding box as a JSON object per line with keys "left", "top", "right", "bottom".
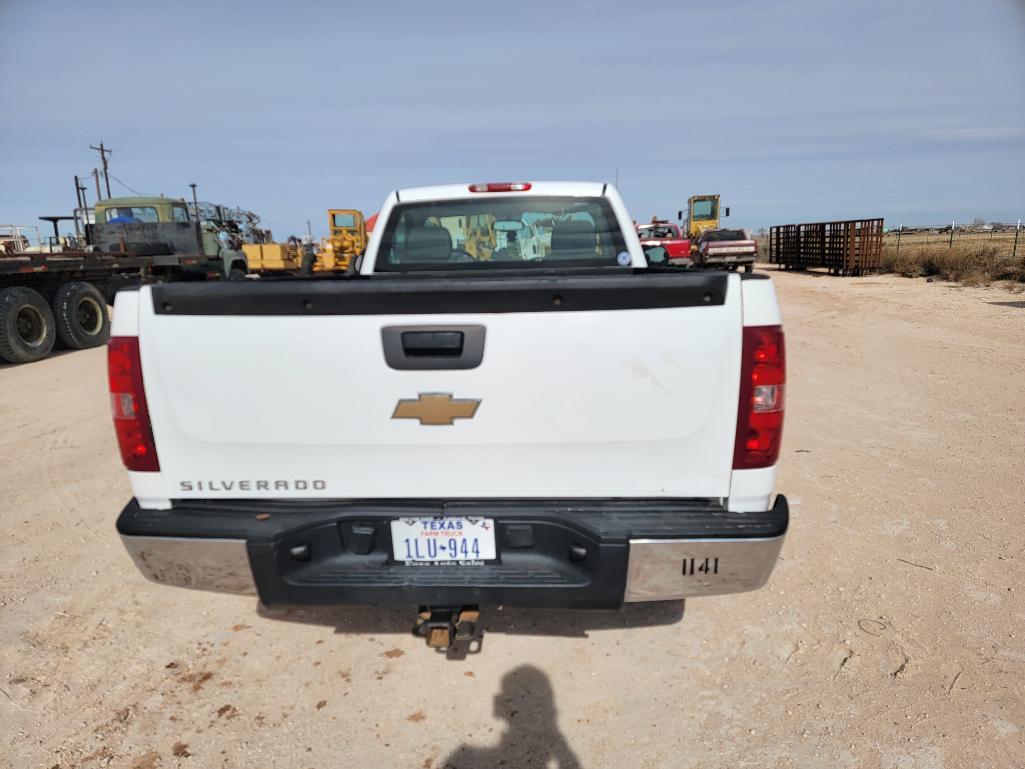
{"left": 110, "top": 181, "right": 787, "bottom": 646}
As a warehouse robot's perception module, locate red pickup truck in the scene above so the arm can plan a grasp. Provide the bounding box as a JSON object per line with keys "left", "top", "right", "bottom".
{"left": 636, "top": 221, "right": 692, "bottom": 267}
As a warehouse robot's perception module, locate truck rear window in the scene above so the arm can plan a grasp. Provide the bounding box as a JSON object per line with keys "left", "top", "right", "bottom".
{"left": 703, "top": 229, "right": 748, "bottom": 241}
{"left": 637, "top": 225, "right": 679, "bottom": 239}
{"left": 104, "top": 206, "right": 159, "bottom": 224}
{"left": 375, "top": 196, "right": 628, "bottom": 271}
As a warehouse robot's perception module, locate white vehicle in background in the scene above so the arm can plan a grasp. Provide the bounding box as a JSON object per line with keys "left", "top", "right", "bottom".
{"left": 493, "top": 218, "right": 549, "bottom": 261}
{"left": 109, "top": 181, "right": 788, "bottom": 649}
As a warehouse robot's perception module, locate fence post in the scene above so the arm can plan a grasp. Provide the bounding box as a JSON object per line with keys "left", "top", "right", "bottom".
{"left": 895, "top": 224, "right": 902, "bottom": 256}
{"left": 949, "top": 220, "right": 955, "bottom": 249}
{"left": 1014, "top": 218, "right": 1021, "bottom": 261}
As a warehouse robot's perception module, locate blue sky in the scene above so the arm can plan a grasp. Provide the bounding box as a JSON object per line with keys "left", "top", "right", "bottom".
{"left": 1, "top": 0, "right": 1023, "bottom": 238}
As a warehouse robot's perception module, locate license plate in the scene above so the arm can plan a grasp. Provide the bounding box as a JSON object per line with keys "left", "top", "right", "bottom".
{"left": 390, "top": 517, "right": 496, "bottom": 565}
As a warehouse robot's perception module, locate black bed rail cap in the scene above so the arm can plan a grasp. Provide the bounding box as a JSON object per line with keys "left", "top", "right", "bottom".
{"left": 150, "top": 271, "right": 730, "bottom": 316}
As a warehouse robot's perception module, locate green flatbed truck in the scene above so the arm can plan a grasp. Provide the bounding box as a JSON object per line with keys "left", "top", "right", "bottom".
{"left": 0, "top": 196, "right": 248, "bottom": 365}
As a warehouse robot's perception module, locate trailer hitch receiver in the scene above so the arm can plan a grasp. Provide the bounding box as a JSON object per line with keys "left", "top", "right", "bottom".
{"left": 413, "top": 606, "right": 481, "bottom": 649}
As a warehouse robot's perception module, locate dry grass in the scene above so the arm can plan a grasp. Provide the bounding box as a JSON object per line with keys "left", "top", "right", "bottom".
{"left": 880, "top": 240, "right": 1025, "bottom": 285}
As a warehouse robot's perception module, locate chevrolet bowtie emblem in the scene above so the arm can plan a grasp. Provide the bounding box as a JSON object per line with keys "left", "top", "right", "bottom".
{"left": 392, "top": 393, "right": 481, "bottom": 426}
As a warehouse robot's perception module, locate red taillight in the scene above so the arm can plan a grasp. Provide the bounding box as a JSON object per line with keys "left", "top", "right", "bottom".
{"left": 733, "top": 325, "right": 785, "bottom": 469}
{"left": 468, "top": 182, "right": 532, "bottom": 193}
{"left": 108, "top": 336, "right": 159, "bottom": 472}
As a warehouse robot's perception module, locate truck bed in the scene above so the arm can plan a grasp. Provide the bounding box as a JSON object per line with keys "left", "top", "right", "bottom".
{"left": 0, "top": 251, "right": 152, "bottom": 280}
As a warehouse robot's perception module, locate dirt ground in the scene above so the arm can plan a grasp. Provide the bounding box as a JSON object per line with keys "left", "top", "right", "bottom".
{"left": 2, "top": 269, "right": 1024, "bottom": 769}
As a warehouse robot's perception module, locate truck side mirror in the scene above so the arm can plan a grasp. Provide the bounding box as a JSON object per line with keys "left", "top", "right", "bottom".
{"left": 724, "top": 207, "right": 730, "bottom": 217}
{"left": 677, "top": 210, "right": 683, "bottom": 221}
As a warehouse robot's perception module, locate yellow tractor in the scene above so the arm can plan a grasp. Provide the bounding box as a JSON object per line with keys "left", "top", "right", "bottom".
{"left": 462, "top": 213, "right": 497, "bottom": 260}
{"left": 681, "top": 195, "right": 730, "bottom": 240}
{"left": 315, "top": 209, "right": 367, "bottom": 271}
{"left": 426, "top": 212, "right": 497, "bottom": 261}
{"left": 241, "top": 241, "right": 302, "bottom": 273}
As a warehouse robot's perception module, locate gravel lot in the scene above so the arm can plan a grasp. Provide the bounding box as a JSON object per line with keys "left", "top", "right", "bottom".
{"left": 2, "top": 269, "right": 1024, "bottom": 769}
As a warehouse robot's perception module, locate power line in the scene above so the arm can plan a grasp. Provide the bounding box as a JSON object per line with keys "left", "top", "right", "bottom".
{"left": 110, "top": 174, "right": 142, "bottom": 196}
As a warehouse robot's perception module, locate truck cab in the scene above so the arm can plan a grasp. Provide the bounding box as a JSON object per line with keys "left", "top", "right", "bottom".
{"left": 92, "top": 196, "right": 247, "bottom": 278}
{"left": 636, "top": 219, "right": 692, "bottom": 266}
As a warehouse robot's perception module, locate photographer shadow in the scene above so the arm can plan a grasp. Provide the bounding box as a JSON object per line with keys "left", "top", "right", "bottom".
{"left": 441, "top": 664, "right": 583, "bottom": 769}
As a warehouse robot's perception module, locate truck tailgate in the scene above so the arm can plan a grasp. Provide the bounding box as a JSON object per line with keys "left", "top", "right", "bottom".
{"left": 133, "top": 272, "right": 742, "bottom": 502}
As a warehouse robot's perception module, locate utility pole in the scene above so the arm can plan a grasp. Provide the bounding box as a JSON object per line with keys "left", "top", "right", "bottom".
{"left": 949, "top": 220, "right": 955, "bottom": 249}
{"left": 895, "top": 224, "right": 902, "bottom": 256}
{"left": 189, "top": 183, "right": 200, "bottom": 221}
{"left": 1014, "top": 218, "right": 1021, "bottom": 261}
{"left": 92, "top": 168, "right": 102, "bottom": 202}
{"left": 73, "top": 175, "right": 84, "bottom": 211}
{"left": 188, "top": 183, "right": 203, "bottom": 253}
{"left": 72, "top": 176, "right": 85, "bottom": 238}
{"left": 90, "top": 142, "right": 113, "bottom": 198}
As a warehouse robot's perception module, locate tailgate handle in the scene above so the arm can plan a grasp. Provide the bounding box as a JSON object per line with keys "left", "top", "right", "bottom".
{"left": 382, "top": 325, "right": 486, "bottom": 370}
{"left": 401, "top": 331, "right": 463, "bottom": 357}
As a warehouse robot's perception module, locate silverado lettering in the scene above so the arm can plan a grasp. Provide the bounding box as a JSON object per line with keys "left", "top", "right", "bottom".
{"left": 178, "top": 480, "right": 327, "bottom": 492}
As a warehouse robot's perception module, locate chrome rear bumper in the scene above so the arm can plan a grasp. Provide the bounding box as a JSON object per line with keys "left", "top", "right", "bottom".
{"left": 624, "top": 535, "right": 784, "bottom": 601}
{"left": 118, "top": 496, "right": 787, "bottom": 605}
{"left": 120, "top": 532, "right": 785, "bottom": 602}
{"left": 121, "top": 535, "right": 257, "bottom": 595}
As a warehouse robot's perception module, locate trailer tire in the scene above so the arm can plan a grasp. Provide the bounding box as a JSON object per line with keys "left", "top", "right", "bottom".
{"left": 0, "top": 287, "right": 56, "bottom": 364}
{"left": 744, "top": 263, "right": 754, "bottom": 273}
{"left": 228, "top": 266, "right": 247, "bottom": 281}
{"left": 52, "top": 281, "right": 110, "bottom": 350}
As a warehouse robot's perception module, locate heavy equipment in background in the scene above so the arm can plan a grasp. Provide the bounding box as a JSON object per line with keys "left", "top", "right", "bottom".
{"left": 1, "top": 194, "right": 256, "bottom": 364}
{"left": 1, "top": 221, "right": 150, "bottom": 363}
{"left": 192, "top": 201, "right": 270, "bottom": 249}
{"left": 93, "top": 196, "right": 249, "bottom": 279}
{"left": 679, "top": 194, "right": 730, "bottom": 241}
{"left": 1, "top": 224, "right": 45, "bottom": 254}
{"left": 461, "top": 213, "right": 498, "bottom": 260}
{"left": 2, "top": 136, "right": 273, "bottom": 363}
{"left": 314, "top": 209, "right": 367, "bottom": 272}
{"left": 189, "top": 201, "right": 297, "bottom": 275}
{"left": 242, "top": 241, "right": 303, "bottom": 273}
